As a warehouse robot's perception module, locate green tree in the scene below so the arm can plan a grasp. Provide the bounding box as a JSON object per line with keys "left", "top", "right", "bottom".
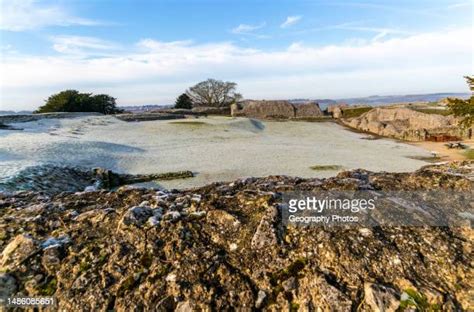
{"left": 90, "top": 94, "right": 122, "bottom": 114}
{"left": 36, "top": 90, "right": 123, "bottom": 114}
{"left": 186, "top": 78, "right": 242, "bottom": 107}
{"left": 448, "top": 76, "right": 474, "bottom": 128}
{"left": 174, "top": 93, "right": 193, "bottom": 109}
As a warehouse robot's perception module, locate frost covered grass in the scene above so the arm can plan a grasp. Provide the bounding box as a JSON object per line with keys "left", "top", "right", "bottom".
{"left": 0, "top": 115, "right": 433, "bottom": 189}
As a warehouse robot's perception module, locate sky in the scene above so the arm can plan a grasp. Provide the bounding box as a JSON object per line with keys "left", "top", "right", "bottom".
{"left": 0, "top": 0, "right": 472, "bottom": 110}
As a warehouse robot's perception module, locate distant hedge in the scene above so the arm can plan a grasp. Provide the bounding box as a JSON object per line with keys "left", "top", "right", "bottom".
{"left": 36, "top": 90, "right": 123, "bottom": 114}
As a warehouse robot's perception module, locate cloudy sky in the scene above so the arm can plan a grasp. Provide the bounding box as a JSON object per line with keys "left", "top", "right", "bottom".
{"left": 0, "top": 0, "right": 472, "bottom": 110}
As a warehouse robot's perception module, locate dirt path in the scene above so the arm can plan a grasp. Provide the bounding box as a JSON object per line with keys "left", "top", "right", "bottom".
{"left": 411, "top": 140, "right": 473, "bottom": 161}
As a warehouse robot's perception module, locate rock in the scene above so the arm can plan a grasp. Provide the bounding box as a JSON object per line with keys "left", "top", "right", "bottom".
{"left": 1, "top": 234, "right": 37, "bottom": 271}
{"left": 175, "top": 300, "right": 194, "bottom": 312}
{"left": 207, "top": 210, "right": 239, "bottom": 228}
{"left": 74, "top": 209, "right": 104, "bottom": 222}
{"left": 0, "top": 273, "right": 17, "bottom": 297}
{"left": 92, "top": 168, "right": 122, "bottom": 189}
{"left": 162, "top": 211, "right": 181, "bottom": 221}
{"left": 147, "top": 216, "right": 161, "bottom": 227}
{"left": 294, "top": 102, "right": 323, "bottom": 118}
{"left": 41, "top": 246, "right": 64, "bottom": 275}
{"left": 188, "top": 211, "right": 206, "bottom": 219}
{"left": 119, "top": 206, "right": 153, "bottom": 228}
{"left": 342, "top": 107, "right": 473, "bottom": 141}
{"left": 233, "top": 100, "right": 295, "bottom": 119}
{"left": 191, "top": 194, "right": 201, "bottom": 203}
{"left": 40, "top": 235, "right": 71, "bottom": 250}
{"left": 138, "top": 201, "right": 149, "bottom": 207}
{"left": 165, "top": 273, "right": 177, "bottom": 282}
{"left": 83, "top": 185, "right": 97, "bottom": 192}
{"left": 364, "top": 283, "right": 400, "bottom": 312}
{"left": 255, "top": 290, "right": 266, "bottom": 308}
{"left": 0, "top": 161, "right": 472, "bottom": 310}
{"left": 327, "top": 103, "right": 349, "bottom": 116}
{"left": 282, "top": 277, "right": 297, "bottom": 291}
{"left": 251, "top": 206, "right": 278, "bottom": 250}
{"left": 232, "top": 100, "right": 324, "bottom": 119}
{"left": 358, "top": 228, "right": 372, "bottom": 237}
{"left": 332, "top": 106, "right": 343, "bottom": 118}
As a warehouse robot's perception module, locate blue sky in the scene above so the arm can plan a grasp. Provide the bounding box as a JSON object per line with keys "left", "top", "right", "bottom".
{"left": 0, "top": 0, "right": 472, "bottom": 110}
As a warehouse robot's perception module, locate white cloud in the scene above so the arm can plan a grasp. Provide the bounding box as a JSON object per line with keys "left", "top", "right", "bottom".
{"left": 281, "top": 16, "right": 302, "bottom": 28}
{"left": 231, "top": 22, "right": 266, "bottom": 35}
{"left": 336, "top": 25, "right": 412, "bottom": 35}
{"left": 1, "top": 44, "right": 13, "bottom": 52}
{"left": 137, "top": 39, "right": 194, "bottom": 50}
{"left": 292, "top": 22, "right": 413, "bottom": 44}
{"left": 0, "top": 27, "right": 471, "bottom": 110}
{"left": 0, "top": 0, "right": 100, "bottom": 31}
{"left": 52, "top": 36, "right": 118, "bottom": 55}
{"left": 446, "top": 2, "right": 471, "bottom": 9}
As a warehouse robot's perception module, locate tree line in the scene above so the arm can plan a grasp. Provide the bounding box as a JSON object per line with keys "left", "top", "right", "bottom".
{"left": 36, "top": 90, "right": 124, "bottom": 114}
{"left": 36, "top": 77, "right": 473, "bottom": 128}
{"left": 36, "top": 79, "right": 242, "bottom": 114}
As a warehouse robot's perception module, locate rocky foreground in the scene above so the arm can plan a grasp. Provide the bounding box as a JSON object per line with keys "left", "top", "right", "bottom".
{"left": 0, "top": 162, "right": 473, "bottom": 311}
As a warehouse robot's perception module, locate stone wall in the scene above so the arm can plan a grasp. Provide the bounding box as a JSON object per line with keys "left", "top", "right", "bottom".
{"left": 232, "top": 100, "right": 323, "bottom": 119}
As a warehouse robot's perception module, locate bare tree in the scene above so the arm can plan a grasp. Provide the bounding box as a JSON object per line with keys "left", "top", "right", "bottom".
{"left": 186, "top": 79, "right": 242, "bottom": 107}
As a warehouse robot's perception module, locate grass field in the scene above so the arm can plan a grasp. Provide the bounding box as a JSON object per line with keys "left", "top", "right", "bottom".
{"left": 464, "top": 149, "right": 474, "bottom": 159}
{"left": 341, "top": 107, "right": 373, "bottom": 118}
{"left": 409, "top": 108, "right": 452, "bottom": 116}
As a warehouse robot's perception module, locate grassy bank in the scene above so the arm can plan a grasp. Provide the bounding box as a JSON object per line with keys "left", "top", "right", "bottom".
{"left": 409, "top": 108, "right": 452, "bottom": 116}
{"left": 464, "top": 149, "right": 474, "bottom": 159}
{"left": 341, "top": 107, "right": 373, "bottom": 118}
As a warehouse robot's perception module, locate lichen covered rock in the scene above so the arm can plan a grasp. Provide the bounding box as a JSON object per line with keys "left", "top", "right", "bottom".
{"left": 0, "top": 162, "right": 472, "bottom": 310}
